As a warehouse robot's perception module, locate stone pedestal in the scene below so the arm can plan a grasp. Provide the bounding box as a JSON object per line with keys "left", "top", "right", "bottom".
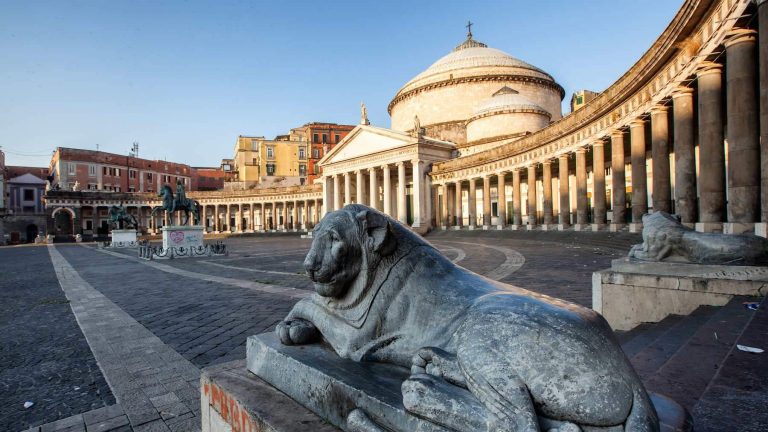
{"left": 509, "top": 224, "right": 523, "bottom": 231}
{"left": 573, "top": 223, "right": 589, "bottom": 231}
{"left": 591, "top": 223, "right": 607, "bottom": 232}
{"left": 199, "top": 333, "right": 695, "bottom": 432}
{"left": 593, "top": 258, "right": 768, "bottom": 331}
{"left": 539, "top": 224, "right": 555, "bottom": 231}
{"left": 481, "top": 225, "right": 491, "bottom": 230}
{"left": 110, "top": 229, "right": 137, "bottom": 248}
{"left": 609, "top": 223, "right": 626, "bottom": 232}
{"left": 556, "top": 224, "right": 569, "bottom": 231}
{"left": 161, "top": 225, "right": 204, "bottom": 250}
{"left": 526, "top": 224, "right": 536, "bottom": 231}
{"left": 755, "top": 223, "right": 768, "bottom": 238}
{"left": 628, "top": 223, "right": 643, "bottom": 233}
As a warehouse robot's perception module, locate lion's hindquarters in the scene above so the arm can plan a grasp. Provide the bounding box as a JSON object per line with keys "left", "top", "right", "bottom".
{"left": 456, "top": 305, "right": 638, "bottom": 428}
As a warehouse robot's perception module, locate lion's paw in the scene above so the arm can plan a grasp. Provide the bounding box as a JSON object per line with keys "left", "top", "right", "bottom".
{"left": 276, "top": 318, "right": 319, "bottom": 345}
{"left": 411, "top": 347, "right": 465, "bottom": 387}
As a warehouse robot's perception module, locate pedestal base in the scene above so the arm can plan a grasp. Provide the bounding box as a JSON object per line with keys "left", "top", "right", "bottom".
{"left": 509, "top": 224, "right": 523, "bottom": 231}
{"left": 526, "top": 224, "right": 536, "bottom": 231}
{"left": 109, "top": 229, "right": 138, "bottom": 248}
{"left": 539, "top": 224, "right": 555, "bottom": 231}
{"left": 162, "top": 225, "right": 204, "bottom": 249}
{"left": 227, "top": 333, "right": 692, "bottom": 432}
{"left": 628, "top": 223, "right": 643, "bottom": 233}
{"left": 556, "top": 224, "right": 570, "bottom": 231}
{"left": 591, "top": 224, "right": 607, "bottom": 232}
{"left": 573, "top": 224, "right": 589, "bottom": 231}
{"left": 755, "top": 222, "right": 768, "bottom": 238}
{"left": 593, "top": 258, "right": 768, "bottom": 331}
{"left": 609, "top": 223, "right": 626, "bottom": 232}
{"left": 451, "top": 226, "right": 462, "bottom": 231}
{"left": 481, "top": 225, "right": 491, "bottom": 230}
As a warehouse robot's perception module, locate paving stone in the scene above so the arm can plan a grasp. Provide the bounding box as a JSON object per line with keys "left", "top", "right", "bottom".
{"left": 149, "top": 393, "right": 181, "bottom": 408}
{"left": 131, "top": 419, "right": 171, "bottom": 432}
{"left": 40, "top": 414, "right": 84, "bottom": 432}
{"left": 86, "top": 414, "right": 129, "bottom": 432}
{"left": 82, "top": 405, "right": 125, "bottom": 426}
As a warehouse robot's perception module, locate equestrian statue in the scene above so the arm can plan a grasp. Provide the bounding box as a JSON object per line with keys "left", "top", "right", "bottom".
{"left": 108, "top": 203, "right": 138, "bottom": 230}
{"left": 151, "top": 180, "right": 201, "bottom": 225}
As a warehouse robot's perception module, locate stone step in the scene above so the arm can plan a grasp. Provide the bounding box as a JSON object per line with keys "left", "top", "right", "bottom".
{"left": 691, "top": 295, "right": 767, "bottom": 432}
{"left": 641, "top": 296, "right": 758, "bottom": 413}
{"left": 619, "top": 313, "right": 689, "bottom": 358}
{"left": 629, "top": 306, "right": 720, "bottom": 380}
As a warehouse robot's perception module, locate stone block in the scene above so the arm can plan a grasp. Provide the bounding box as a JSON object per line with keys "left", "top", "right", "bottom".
{"left": 509, "top": 224, "right": 522, "bottom": 230}
{"left": 481, "top": 225, "right": 491, "bottom": 230}
{"left": 628, "top": 222, "right": 643, "bottom": 233}
{"left": 593, "top": 259, "right": 768, "bottom": 331}
{"left": 539, "top": 224, "right": 555, "bottom": 231}
{"left": 591, "top": 223, "right": 607, "bottom": 232}
{"left": 755, "top": 222, "right": 768, "bottom": 238}
{"left": 573, "top": 223, "right": 588, "bottom": 231}
{"left": 161, "top": 226, "right": 204, "bottom": 249}
{"left": 451, "top": 225, "right": 462, "bottom": 230}
{"left": 526, "top": 224, "right": 536, "bottom": 230}
{"left": 556, "top": 224, "right": 570, "bottom": 231}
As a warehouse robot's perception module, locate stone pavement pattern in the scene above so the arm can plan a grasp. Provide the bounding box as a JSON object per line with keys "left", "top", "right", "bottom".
{"left": 0, "top": 246, "right": 114, "bottom": 432}
{"left": 5, "top": 231, "right": 637, "bottom": 431}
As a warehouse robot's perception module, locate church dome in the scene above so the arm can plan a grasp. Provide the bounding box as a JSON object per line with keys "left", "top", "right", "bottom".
{"left": 466, "top": 86, "right": 552, "bottom": 144}
{"left": 472, "top": 86, "right": 550, "bottom": 117}
{"left": 388, "top": 31, "right": 563, "bottom": 146}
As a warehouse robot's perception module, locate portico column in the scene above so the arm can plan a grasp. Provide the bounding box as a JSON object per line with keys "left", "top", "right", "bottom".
{"left": 271, "top": 203, "right": 277, "bottom": 230}
{"left": 454, "top": 180, "right": 463, "bottom": 228}
{"left": 760, "top": 0, "right": 768, "bottom": 234}
{"left": 592, "top": 141, "right": 607, "bottom": 228}
{"left": 558, "top": 155, "right": 570, "bottom": 228}
{"left": 214, "top": 205, "right": 220, "bottom": 232}
{"left": 424, "top": 174, "right": 433, "bottom": 229}
{"left": 482, "top": 175, "right": 492, "bottom": 228}
{"left": 356, "top": 170, "right": 365, "bottom": 206}
{"left": 333, "top": 174, "right": 341, "bottom": 211}
{"left": 322, "top": 176, "right": 332, "bottom": 217}
{"left": 468, "top": 178, "right": 477, "bottom": 228}
{"left": 237, "top": 203, "right": 243, "bottom": 232}
{"left": 697, "top": 62, "right": 725, "bottom": 231}
{"left": 526, "top": 165, "right": 537, "bottom": 227}
{"left": 344, "top": 172, "right": 352, "bottom": 206}
{"left": 630, "top": 119, "right": 648, "bottom": 230}
{"left": 441, "top": 183, "right": 449, "bottom": 228}
{"left": 202, "top": 205, "right": 207, "bottom": 232}
{"left": 396, "top": 161, "right": 407, "bottom": 224}
{"left": 411, "top": 159, "right": 425, "bottom": 228}
{"left": 575, "top": 148, "right": 588, "bottom": 228}
{"left": 651, "top": 105, "right": 672, "bottom": 213}
{"left": 282, "top": 202, "right": 288, "bottom": 230}
{"left": 512, "top": 169, "right": 522, "bottom": 226}
{"left": 250, "top": 204, "right": 255, "bottom": 231}
{"left": 292, "top": 201, "right": 299, "bottom": 230}
{"left": 542, "top": 161, "right": 553, "bottom": 226}
{"left": 368, "top": 168, "right": 378, "bottom": 210}
{"left": 497, "top": 173, "right": 507, "bottom": 228}
{"left": 672, "top": 87, "right": 697, "bottom": 225}
{"left": 725, "top": 29, "right": 760, "bottom": 233}
{"left": 314, "top": 199, "right": 320, "bottom": 226}
{"left": 383, "top": 165, "right": 392, "bottom": 217}
{"left": 610, "top": 131, "right": 627, "bottom": 229}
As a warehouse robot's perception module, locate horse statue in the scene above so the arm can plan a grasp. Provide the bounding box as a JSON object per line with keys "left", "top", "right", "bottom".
{"left": 151, "top": 182, "right": 201, "bottom": 226}
{"left": 108, "top": 204, "right": 138, "bottom": 230}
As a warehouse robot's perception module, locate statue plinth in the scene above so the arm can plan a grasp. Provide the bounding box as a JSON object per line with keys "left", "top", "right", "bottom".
{"left": 161, "top": 225, "right": 204, "bottom": 250}
{"left": 109, "top": 229, "right": 138, "bottom": 248}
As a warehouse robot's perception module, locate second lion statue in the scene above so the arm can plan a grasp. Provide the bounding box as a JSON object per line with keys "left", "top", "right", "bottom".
{"left": 277, "top": 204, "right": 659, "bottom": 432}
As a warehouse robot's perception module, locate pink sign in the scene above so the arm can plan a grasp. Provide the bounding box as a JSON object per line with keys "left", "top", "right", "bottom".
{"left": 169, "top": 231, "right": 185, "bottom": 244}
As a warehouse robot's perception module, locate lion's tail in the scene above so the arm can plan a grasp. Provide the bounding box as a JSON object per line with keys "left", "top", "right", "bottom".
{"left": 624, "top": 385, "right": 660, "bottom": 432}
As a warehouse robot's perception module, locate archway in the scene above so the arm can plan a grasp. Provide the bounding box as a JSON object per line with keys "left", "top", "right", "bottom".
{"left": 52, "top": 207, "right": 75, "bottom": 240}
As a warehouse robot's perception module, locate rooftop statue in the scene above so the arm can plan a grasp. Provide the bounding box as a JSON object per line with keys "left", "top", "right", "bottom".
{"left": 277, "top": 204, "right": 660, "bottom": 431}
{"left": 629, "top": 212, "right": 768, "bottom": 265}
{"left": 150, "top": 181, "right": 201, "bottom": 226}
{"left": 108, "top": 203, "right": 138, "bottom": 230}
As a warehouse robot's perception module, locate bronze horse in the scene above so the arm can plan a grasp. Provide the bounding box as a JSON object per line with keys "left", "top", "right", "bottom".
{"left": 151, "top": 184, "right": 201, "bottom": 225}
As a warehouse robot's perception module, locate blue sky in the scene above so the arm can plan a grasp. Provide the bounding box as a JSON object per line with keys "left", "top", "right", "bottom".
{"left": 1, "top": 0, "right": 681, "bottom": 168}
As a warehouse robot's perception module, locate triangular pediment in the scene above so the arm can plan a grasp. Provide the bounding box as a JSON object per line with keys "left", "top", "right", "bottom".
{"left": 9, "top": 173, "right": 46, "bottom": 184}
{"left": 319, "top": 125, "right": 418, "bottom": 166}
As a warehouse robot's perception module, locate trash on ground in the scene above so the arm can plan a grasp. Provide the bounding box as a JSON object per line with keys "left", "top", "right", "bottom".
{"left": 736, "top": 344, "right": 764, "bottom": 354}
{"left": 743, "top": 302, "right": 760, "bottom": 311}
{"left": 23, "top": 401, "right": 34, "bottom": 409}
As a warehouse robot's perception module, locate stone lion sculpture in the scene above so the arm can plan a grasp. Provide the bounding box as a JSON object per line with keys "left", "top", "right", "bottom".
{"left": 629, "top": 212, "right": 768, "bottom": 265}
{"left": 278, "top": 204, "right": 659, "bottom": 432}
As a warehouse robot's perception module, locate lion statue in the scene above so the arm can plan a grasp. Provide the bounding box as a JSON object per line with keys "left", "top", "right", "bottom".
{"left": 629, "top": 212, "right": 768, "bottom": 265}
{"left": 278, "top": 204, "right": 659, "bottom": 432}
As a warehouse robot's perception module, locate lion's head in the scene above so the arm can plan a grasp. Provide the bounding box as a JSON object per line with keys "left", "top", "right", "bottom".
{"left": 303, "top": 205, "right": 398, "bottom": 298}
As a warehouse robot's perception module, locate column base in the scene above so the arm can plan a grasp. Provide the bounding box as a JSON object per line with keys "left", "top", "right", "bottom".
{"left": 467, "top": 225, "right": 477, "bottom": 231}
{"left": 540, "top": 224, "right": 556, "bottom": 231}
{"left": 609, "top": 224, "right": 626, "bottom": 232}
{"left": 440, "top": 226, "right": 448, "bottom": 230}
{"left": 681, "top": 222, "right": 695, "bottom": 229}
{"left": 496, "top": 225, "right": 506, "bottom": 230}
{"left": 695, "top": 222, "right": 723, "bottom": 233}
{"left": 526, "top": 224, "right": 536, "bottom": 231}
{"left": 451, "top": 226, "right": 462, "bottom": 230}
{"left": 755, "top": 223, "right": 768, "bottom": 238}
{"left": 573, "top": 224, "right": 589, "bottom": 232}
{"left": 509, "top": 224, "right": 523, "bottom": 231}
{"left": 629, "top": 223, "right": 643, "bottom": 233}
{"left": 556, "top": 224, "right": 570, "bottom": 231}
{"left": 482, "top": 225, "right": 491, "bottom": 230}
{"left": 723, "top": 222, "right": 755, "bottom": 235}
{"left": 591, "top": 224, "right": 607, "bottom": 232}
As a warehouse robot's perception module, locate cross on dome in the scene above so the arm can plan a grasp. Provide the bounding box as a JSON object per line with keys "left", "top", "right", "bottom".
{"left": 466, "top": 21, "right": 473, "bottom": 38}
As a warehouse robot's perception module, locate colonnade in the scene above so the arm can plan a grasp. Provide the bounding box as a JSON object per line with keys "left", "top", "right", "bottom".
{"left": 198, "top": 200, "right": 321, "bottom": 233}
{"left": 324, "top": 159, "right": 429, "bottom": 228}
{"left": 434, "top": 23, "right": 768, "bottom": 235}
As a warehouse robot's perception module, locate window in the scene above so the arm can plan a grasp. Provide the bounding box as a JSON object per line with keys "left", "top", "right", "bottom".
{"left": 313, "top": 133, "right": 319, "bottom": 143}
{"left": 88, "top": 183, "right": 97, "bottom": 190}
{"left": 312, "top": 148, "right": 320, "bottom": 159}
{"left": 129, "top": 170, "right": 137, "bottom": 179}
{"left": 68, "top": 163, "right": 76, "bottom": 175}
{"left": 88, "top": 165, "right": 96, "bottom": 176}
{"left": 251, "top": 139, "right": 259, "bottom": 150}
{"left": 128, "top": 186, "right": 136, "bottom": 192}
{"left": 335, "top": 134, "right": 340, "bottom": 142}
{"left": 115, "top": 168, "right": 121, "bottom": 177}
{"left": 299, "top": 147, "right": 306, "bottom": 160}
{"left": 103, "top": 167, "right": 108, "bottom": 175}
{"left": 267, "top": 147, "right": 274, "bottom": 159}
{"left": 114, "top": 186, "right": 121, "bottom": 192}
{"left": 266, "top": 163, "right": 275, "bottom": 175}
{"left": 147, "top": 172, "right": 153, "bottom": 181}
{"left": 313, "top": 164, "right": 319, "bottom": 174}
{"left": 162, "top": 175, "right": 171, "bottom": 183}
{"left": 322, "top": 134, "right": 327, "bottom": 143}
{"left": 252, "top": 158, "right": 257, "bottom": 165}
{"left": 86, "top": 220, "right": 93, "bottom": 230}
{"left": 299, "top": 164, "right": 307, "bottom": 176}
{"left": 23, "top": 189, "right": 34, "bottom": 201}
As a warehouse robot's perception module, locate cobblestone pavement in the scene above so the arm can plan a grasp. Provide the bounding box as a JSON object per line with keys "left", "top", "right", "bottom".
{"left": 4, "top": 230, "right": 640, "bottom": 431}
{"left": 0, "top": 246, "right": 114, "bottom": 432}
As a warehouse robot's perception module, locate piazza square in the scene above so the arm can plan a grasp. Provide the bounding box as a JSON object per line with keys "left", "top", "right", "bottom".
{"left": 1, "top": 1, "right": 768, "bottom": 431}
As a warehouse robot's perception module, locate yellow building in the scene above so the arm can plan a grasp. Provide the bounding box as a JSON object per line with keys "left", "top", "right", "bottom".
{"left": 230, "top": 135, "right": 308, "bottom": 189}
